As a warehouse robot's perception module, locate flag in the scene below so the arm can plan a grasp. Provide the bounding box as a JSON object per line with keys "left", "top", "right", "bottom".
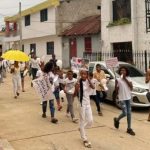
{"left": 48, "top": 0, "right": 60, "bottom": 7}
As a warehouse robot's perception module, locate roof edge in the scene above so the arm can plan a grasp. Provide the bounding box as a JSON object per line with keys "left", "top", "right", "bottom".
{"left": 4, "top": 0, "right": 59, "bottom": 22}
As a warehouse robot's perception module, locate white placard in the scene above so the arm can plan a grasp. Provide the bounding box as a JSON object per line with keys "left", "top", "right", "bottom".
{"left": 106, "top": 57, "right": 119, "bottom": 69}
{"left": 32, "top": 75, "right": 54, "bottom": 101}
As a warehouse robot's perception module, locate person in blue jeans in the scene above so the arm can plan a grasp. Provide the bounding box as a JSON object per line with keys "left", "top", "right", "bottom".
{"left": 42, "top": 62, "right": 58, "bottom": 124}
{"left": 114, "top": 66, "right": 135, "bottom": 136}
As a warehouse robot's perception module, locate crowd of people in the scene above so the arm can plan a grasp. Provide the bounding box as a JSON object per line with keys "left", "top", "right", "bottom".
{"left": 2, "top": 52, "right": 150, "bottom": 148}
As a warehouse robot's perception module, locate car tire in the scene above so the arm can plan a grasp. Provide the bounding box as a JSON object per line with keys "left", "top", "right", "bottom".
{"left": 112, "top": 91, "right": 121, "bottom": 109}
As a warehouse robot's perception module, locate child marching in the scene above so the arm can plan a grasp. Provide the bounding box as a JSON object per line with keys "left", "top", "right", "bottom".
{"left": 78, "top": 68, "right": 94, "bottom": 148}
{"left": 113, "top": 66, "right": 135, "bottom": 136}
{"left": 64, "top": 70, "right": 78, "bottom": 123}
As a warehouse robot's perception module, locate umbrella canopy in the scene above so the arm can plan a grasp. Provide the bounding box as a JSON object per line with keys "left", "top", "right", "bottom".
{"left": 1, "top": 50, "right": 30, "bottom": 62}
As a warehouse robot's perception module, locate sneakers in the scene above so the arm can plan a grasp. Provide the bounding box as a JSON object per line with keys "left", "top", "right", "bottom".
{"left": 66, "top": 113, "right": 70, "bottom": 118}
{"left": 72, "top": 118, "right": 78, "bottom": 123}
{"left": 98, "top": 111, "right": 103, "bottom": 116}
{"left": 42, "top": 113, "right": 46, "bottom": 118}
{"left": 51, "top": 118, "right": 58, "bottom": 124}
{"left": 127, "top": 128, "right": 135, "bottom": 136}
{"left": 83, "top": 140, "right": 92, "bottom": 148}
{"left": 16, "top": 92, "right": 20, "bottom": 96}
{"left": 114, "top": 117, "right": 119, "bottom": 129}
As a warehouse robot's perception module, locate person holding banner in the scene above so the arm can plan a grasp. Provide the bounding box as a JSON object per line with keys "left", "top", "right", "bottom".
{"left": 34, "top": 62, "right": 58, "bottom": 124}
{"left": 93, "top": 64, "right": 107, "bottom": 116}
{"left": 113, "top": 66, "right": 135, "bottom": 136}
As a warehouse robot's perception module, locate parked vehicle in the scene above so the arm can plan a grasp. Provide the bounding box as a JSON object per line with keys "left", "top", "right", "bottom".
{"left": 88, "top": 61, "right": 150, "bottom": 108}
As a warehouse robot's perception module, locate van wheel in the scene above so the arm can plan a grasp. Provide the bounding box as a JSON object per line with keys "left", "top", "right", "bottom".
{"left": 112, "top": 91, "right": 121, "bottom": 109}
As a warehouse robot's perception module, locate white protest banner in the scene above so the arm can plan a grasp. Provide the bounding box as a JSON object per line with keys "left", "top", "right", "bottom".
{"left": 71, "top": 57, "right": 89, "bottom": 73}
{"left": 32, "top": 75, "right": 54, "bottom": 101}
{"left": 106, "top": 57, "right": 119, "bottom": 69}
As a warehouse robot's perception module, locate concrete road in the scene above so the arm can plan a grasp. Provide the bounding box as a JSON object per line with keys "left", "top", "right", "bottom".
{"left": 0, "top": 74, "right": 150, "bottom": 150}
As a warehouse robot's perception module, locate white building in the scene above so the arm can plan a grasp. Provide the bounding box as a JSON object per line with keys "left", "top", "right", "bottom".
{"left": 101, "top": 0, "right": 150, "bottom": 70}
{"left": 4, "top": 0, "right": 62, "bottom": 62}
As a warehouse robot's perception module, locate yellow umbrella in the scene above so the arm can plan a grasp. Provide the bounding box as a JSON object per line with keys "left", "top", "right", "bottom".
{"left": 2, "top": 50, "right": 30, "bottom": 62}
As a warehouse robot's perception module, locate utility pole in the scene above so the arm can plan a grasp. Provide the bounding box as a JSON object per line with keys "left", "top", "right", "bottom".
{"left": 19, "top": 1, "right": 22, "bottom": 50}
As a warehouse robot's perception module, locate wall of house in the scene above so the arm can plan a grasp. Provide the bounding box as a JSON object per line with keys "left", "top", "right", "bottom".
{"left": 62, "top": 34, "right": 101, "bottom": 68}
{"left": 22, "top": 35, "right": 62, "bottom": 62}
{"left": 22, "top": 7, "right": 56, "bottom": 40}
{"left": 56, "top": 0, "right": 101, "bottom": 34}
{"left": 136, "top": 0, "right": 150, "bottom": 51}
{"left": 101, "top": 0, "right": 136, "bottom": 52}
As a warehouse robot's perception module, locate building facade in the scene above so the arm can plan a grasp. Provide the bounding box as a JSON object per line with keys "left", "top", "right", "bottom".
{"left": 101, "top": 0, "right": 150, "bottom": 69}
{"left": 57, "top": 0, "right": 101, "bottom": 68}
{"left": 3, "top": 0, "right": 62, "bottom": 62}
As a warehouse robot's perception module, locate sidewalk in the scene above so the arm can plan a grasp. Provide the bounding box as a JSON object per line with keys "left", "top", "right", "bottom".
{"left": 0, "top": 74, "right": 150, "bottom": 150}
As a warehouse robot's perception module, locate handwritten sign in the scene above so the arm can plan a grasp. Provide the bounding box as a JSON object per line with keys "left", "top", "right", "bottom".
{"left": 106, "top": 57, "right": 119, "bottom": 69}
{"left": 71, "top": 57, "right": 89, "bottom": 73}
{"left": 32, "top": 75, "right": 55, "bottom": 101}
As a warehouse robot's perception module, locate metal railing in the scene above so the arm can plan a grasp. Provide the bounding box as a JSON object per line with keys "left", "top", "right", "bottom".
{"left": 83, "top": 50, "right": 150, "bottom": 72}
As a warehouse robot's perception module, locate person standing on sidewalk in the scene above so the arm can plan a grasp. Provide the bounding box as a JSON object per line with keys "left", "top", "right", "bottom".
{"left": 113, "top": 66, "right": 135, "bottom": 136}
{"left": 78, "top": 69, "right": 94, "bottom": 148}
{"left": 93, "top": 64, "right": 106, "bottom": 115}
{"left": 10, "top": 61, "right": 21, "bottom": 99}
{"left": 145, "top": 66, "right": 150, "bottom": 121}
{"left": 64, "top": 70, "right": 78, "bottom": 123}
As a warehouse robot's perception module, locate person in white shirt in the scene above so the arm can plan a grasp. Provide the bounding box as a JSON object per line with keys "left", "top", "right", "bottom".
{"left": 78, "top": 68, "right": 94, "bottom": 148}
{"left": 53, "top": 67, "right": 62, "bottom": 111}
{"left": 64, "top": 70, "right": 78, "bottom": 123}
{"left": 114, "top": 66, "right": 135, "bottom": 136}
{"left": 41, "top": 62, "right": 58, "bottom": 124}
{"left": 30, "top": 53, "right": 40, "bottom": 86}
{"left": 10, "top": 61, "right": 21, "bottom": 99}
{"left": 19, "top": 62, "right": 26, "bottom": 92}
{"left": 88, "top": 72, "right": 102, "bottom": 116}
{"left": 36, "top": 62, "right": 44, "bottom": 105}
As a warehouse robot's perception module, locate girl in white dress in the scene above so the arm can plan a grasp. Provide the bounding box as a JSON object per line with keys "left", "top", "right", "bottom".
{"left": 10, "top": 61, "right": 21, "bottom": 99}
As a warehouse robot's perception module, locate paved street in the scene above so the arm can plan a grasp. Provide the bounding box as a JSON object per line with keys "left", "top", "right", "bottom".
{"left": 0, "top": 74, "right": 150, "bottom": 150}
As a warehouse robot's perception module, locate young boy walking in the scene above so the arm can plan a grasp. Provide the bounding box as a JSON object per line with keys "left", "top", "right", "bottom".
{"left": 113, "top": 66, "right": 135, "bottom": 136}
{"left": 64, "top": 70, "right": 78, "bottom": 123}
{"left": 89, "top": 72, "right": 102, "bottom": 116}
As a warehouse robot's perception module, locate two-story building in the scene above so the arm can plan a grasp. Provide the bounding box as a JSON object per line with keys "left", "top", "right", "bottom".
{"left": 4, "top": 0, "right": 62, "bottom": 61}
{"left": 101, "top": 0, "right": 150, "bottom": 70}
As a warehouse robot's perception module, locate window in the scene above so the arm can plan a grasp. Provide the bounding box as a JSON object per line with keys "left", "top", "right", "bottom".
{"left": 84, "top": 37, "right": 92, "bottom": 52}
{"left": 146, "top": 0, "right": 150, "bottom": 32}
{"left": 25, "top": 15, "right": 30, "bottom": 26}
{"left": 30, "top": 43, "right": 36, "bottom": 54}
{"left": 112, "top": 0, "right": 131, "bottom": 21}
{"left": 47, "top": 42, "right": 54, "bottom": 55}
{"left": 40, "top": 9, "right": 48, "bottom": 22}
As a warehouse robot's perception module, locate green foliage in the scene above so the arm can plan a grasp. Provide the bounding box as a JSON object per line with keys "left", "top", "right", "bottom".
{"left": 107, "top": 18, "right": 131, "bottom": 27}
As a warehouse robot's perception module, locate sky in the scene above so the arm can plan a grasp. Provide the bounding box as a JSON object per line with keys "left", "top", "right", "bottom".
{"left": 0, "top": 0, "right": 46, "bottom": 27}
